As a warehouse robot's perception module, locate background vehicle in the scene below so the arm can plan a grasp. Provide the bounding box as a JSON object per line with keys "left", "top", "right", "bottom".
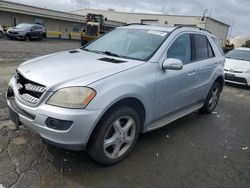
{"left": 7, "top": 23, "right": 47, "bottom": 41}
{"left": 7, "top": 25, "right": 224, "bottom": 165}
{"left": 0, "top": 25, "right": 3, "bottom": 38}
{"left": 80, "top": 13, "right": 124, "bottom": 46}
{"left": 1, "top": 24, "right": 11, "bottom": 32}
{"left": 224, "top": 47, "right": 250, "bottom": 86}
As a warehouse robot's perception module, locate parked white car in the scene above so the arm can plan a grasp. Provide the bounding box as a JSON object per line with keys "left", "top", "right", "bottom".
{"left": 225, "top": 47, "right": 250, "bottom": 86}
{"left": 0, "top": 25, "right": 4, "bottom": 38}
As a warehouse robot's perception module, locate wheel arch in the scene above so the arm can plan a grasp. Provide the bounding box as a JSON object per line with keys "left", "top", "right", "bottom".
{"left": 214, "top": 75, "right": 224, "bottom": 91}
{"left": 86, "top": 97, "right": 146, "bottom": 148}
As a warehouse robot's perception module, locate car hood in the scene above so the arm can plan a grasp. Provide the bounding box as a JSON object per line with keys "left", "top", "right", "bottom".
{"left": 17, "top": 50, "right": 145, "bottom": 91}
{"left": 8, "top": 28, "right": 27, "bottom": 32}
{"left": 225, "top": 58, "right": 250, "bottom": 72}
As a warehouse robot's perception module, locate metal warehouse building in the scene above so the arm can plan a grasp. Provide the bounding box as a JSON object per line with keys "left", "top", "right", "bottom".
{"left": 0, "top": 0, "right": 230, "bottom": 44}
{"left": 0, "top": 1, "right": 124, "bottom": 39}
{"left": 73, "top": 8, "right": 230, "bottom": 45}
{"left": 0, "top": 0, "right": 87, "bottom": 38}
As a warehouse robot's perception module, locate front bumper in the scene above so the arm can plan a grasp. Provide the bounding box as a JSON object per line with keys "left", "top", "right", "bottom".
{"left": 7, "top": 79, "right": 103, "bottom": 151}
{"left": 7, "top": 33, "right": 25, "bottom": 39}
{"left": 224, "top": 71, "right": 250, "bottom": 86}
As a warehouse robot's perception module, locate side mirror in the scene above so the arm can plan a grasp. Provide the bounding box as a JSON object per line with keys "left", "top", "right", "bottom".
{"left": 162, "top": 58, "right": 183, "bottom": 70}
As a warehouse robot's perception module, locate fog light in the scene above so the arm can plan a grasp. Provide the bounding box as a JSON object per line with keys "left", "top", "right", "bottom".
{"left": 45, "top": 117, "right": 73, "bottom": 130}
{"left": 6, "top": 86, "right": 14, "bottom": 98}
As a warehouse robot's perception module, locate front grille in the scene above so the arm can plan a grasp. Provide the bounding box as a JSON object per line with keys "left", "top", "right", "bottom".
{"left": 16, "top": 71, "right": 46, "bottom": 104}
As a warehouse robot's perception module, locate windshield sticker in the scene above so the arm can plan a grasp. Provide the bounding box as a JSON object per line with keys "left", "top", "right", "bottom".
{"left": 147, "top": 30, "right": 167, "bottom": 37}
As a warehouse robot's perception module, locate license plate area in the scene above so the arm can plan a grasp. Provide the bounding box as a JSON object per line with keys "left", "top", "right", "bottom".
{"left": 225, "top": 73, "right": 235, "bottom": 78}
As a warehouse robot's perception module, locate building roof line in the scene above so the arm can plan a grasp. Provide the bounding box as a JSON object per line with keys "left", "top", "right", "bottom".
{"left": 72, "top": 8, "right": 205, "bottom": 18}
{"left": 207, "top": 17, "right": 230, "bottom": 27}
{"left": 1, "top": 0, "right": 82, "bottom": 17}
{"left": 72, "top": 8, "right": 230, "bottom": 27}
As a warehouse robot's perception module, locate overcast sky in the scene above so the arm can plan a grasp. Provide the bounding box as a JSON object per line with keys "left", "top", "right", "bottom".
{"left": 7, "top": 0, "right": 250, "bottom": 37}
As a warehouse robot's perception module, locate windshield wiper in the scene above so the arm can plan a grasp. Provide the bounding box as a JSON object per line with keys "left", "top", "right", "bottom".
{"left": 82, "top": 48, "right": 103, "bottom": 54}
{"left": 99, "top": 51, "right": 123, "bottom": 58}
{"left": 82, "top": 49, "right": 125, "bottom": 58}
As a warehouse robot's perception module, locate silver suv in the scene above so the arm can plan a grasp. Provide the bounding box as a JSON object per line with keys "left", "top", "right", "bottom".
{"left": 6, "top": 25, "right": 224, "bottom": 165}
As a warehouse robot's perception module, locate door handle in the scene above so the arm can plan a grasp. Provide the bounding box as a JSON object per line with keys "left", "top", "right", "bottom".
{"left": 212, "top": 62, "right": 218, "bottom": 67}
{"left": 188, "top": 71, "right": 196, "bottom": 76}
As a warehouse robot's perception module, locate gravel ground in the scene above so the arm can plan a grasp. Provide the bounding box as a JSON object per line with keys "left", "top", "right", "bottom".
{"left": 0, "top": 38, "right": 249, "bottom": 188}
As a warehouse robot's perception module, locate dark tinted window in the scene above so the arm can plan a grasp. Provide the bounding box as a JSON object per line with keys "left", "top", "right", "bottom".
{"left": 193, "top": 34, "right": 215, "bottom": 60}
{"left": 208, "top": 40, "right": 215, "bottom": 58}
{"left": 167, "top": 34, "right": 191, "bottom": 64}
{"left": 193, "top": 34, "right": 208, "bottom": 60}
{"left": 34, "top": 25, "right": 43, "bottom": 29}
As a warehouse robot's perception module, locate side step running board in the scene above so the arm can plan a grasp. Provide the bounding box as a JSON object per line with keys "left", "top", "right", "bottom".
{"left": 146, "top": 103, "right": 204, "bottom": 132}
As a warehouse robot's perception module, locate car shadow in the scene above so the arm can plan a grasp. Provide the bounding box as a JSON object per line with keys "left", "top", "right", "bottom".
{"left": 44, "top": 111, "right": 211, "bottom": 186}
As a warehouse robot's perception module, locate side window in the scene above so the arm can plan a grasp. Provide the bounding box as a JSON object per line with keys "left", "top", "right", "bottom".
{"left": 207, "top": 40, "right": 215, "bottom": 58}
{"left": 212, "top": 37, "right": 224, "bottom": 55}
{"left": 193, "top": 34, "right": 208, "bottom": 60}
{"left": 193, "top": 34, "right": 215, "bottom": 60}
{"left": 167, "top": 34, "right": 191, "bottom": 65}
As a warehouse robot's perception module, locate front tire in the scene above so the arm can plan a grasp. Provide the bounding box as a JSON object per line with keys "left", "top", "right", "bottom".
{"left": 200, "top": 82, "right": 222, "bottom": 114}
{"left": 88, "top": 106, "right": 140, "bottom": 165}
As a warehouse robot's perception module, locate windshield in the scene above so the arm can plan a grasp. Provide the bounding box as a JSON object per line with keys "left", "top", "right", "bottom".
{"left": 83, "top": 28, "right": 169, "bottom": 61}
{"left": 226, "top": 49, "right": 250, "bottom": 61}
{"left": 15, "top": 23, "right": 32, "bottom": 29}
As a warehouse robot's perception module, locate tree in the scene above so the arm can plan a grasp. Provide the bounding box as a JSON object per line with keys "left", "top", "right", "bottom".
{"left": 242, "top": 40, "right": 250, "bottom": 48}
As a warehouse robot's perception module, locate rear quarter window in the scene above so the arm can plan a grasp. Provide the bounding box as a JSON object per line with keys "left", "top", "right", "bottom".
{"left": 192, "top": 34, "right": 215, "bottom": 61}
{"left": 212, "top": 37, "right": 224, "bottom": 56}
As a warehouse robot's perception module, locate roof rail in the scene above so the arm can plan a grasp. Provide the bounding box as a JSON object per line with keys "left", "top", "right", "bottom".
{"left": 124, "top": 23, "right": 148, "bottom": 26}
{"left": 175, "top": 25, "right": 211, "bottom": 33}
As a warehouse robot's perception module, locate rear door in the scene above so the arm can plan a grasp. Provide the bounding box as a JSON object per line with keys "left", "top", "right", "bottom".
{"left": 31, "top": 26, "right": 42, "bottom": 38}
{"left": 191, "top": 34, "right": 217, "bottom": 100}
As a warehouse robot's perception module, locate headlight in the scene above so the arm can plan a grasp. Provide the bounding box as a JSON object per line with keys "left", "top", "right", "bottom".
{"left": 46, "top": 87, "right": 96, "bottom": 109}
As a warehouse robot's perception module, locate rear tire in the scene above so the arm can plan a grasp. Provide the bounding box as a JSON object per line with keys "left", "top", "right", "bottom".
{"left": 23, "top": 35, "right": 27, "bottom": 41}
{"left": 200, "top": 82, "right": 222, "bottom": 114}
{"left": 88, "top": 106, "right": 140, "bottom": 165}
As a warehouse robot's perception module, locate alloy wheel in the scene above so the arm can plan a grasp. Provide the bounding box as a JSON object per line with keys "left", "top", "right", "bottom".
{"left": 103, "top": 116, "right": 136, "bottom": 159}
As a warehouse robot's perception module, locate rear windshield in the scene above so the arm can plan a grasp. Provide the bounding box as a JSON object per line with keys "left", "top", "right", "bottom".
{"left": 226, "top": 49, "right": 250, "bottom": 61}
{"left": 83, "top": 28, "right": 169, "bottom": 61}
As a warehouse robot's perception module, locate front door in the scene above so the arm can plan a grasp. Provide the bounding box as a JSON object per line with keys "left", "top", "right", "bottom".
{"left": 155, "top": 33, "right": 198, "bottom": 119}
